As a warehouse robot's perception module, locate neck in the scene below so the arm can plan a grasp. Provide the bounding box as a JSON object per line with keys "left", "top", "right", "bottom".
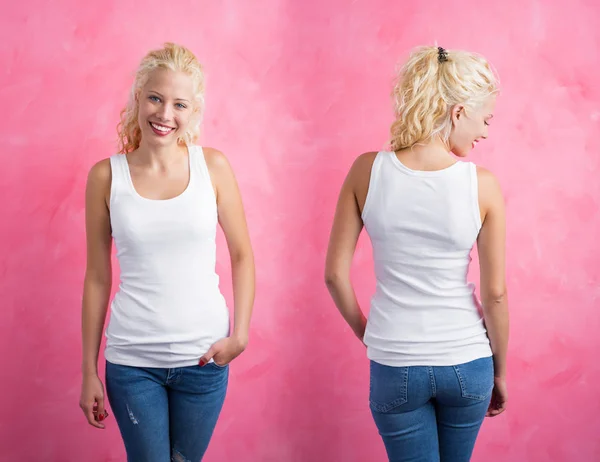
{"left": 395, "top": 136, "right": 457, "bottom": 170}
{"left": 409, "top": 136, "right": 452, "bottom": 157}
{"left": 136, "top": 139, "right": 187, "bottom": 168}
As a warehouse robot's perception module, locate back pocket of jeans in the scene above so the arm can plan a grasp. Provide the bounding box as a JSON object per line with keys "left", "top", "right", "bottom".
{"left": 369, "top": 361, "right": 409, "bottom": 413}
{"left": 453, "top": 357, "right": 494, "bottom": 401}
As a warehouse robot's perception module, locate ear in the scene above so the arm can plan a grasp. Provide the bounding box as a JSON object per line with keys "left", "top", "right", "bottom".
{"left": 451, "top": 104, "right": 465, "bottom": 122}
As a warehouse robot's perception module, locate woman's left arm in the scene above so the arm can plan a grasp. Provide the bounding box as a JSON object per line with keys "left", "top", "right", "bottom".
{"left": 200, "top": 148, "right": 255, "bottom": 366}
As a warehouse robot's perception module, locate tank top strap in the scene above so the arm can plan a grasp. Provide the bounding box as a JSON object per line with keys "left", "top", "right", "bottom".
{"left": 109, "top": 154, "right": 131, "bottom": 203}
{"left": 189, "top": 145, "right": 216, "bottom": 196}
{"left": 468, "top": 162, "right": 482, "bottom": 231}
{"left": 189, "top": 145, "right": 208, "bottom": 177}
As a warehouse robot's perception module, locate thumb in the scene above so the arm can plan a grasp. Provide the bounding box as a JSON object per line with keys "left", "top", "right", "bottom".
{"left": 199, "top": 346, "right": 216, "bottom": 366}
{"left": 96, "top": 396, "right": 107, "bottom": 422}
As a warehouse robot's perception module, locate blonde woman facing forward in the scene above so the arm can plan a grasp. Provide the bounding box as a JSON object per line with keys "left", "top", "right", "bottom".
{"left": 79, "top": 43, "right": 255, "bottom": 461}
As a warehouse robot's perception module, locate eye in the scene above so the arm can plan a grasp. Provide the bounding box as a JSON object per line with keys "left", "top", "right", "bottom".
{"left": 176, "top": 103, "right": 187, "bottom": 109}
{"left": 149, "top": 95, "right": 160, "bottom": 102}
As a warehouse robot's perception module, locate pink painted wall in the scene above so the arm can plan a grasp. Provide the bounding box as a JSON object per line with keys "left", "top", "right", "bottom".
{"left": 2, "top": 0, "right": 599, "bottom": 460}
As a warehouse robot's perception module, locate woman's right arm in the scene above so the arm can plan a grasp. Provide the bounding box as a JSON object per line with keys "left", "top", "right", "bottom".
{"left": 324, "top": 153, "right": 377, "bottom": 343}
{"left": 477, "top": 166, "right": 509, "bottom": 416}
{"left": 79, "top": 159, "right": 113, "bottom": 428}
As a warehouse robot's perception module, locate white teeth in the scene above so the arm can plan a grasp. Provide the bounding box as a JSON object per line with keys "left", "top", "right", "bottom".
{"left": 151, "top": 123, "right": 173, "bottom": 132}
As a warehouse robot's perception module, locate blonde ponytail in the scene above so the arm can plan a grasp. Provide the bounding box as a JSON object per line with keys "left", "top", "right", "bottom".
{"left": 390, "top": 46, "right": 498, "bottom": 151}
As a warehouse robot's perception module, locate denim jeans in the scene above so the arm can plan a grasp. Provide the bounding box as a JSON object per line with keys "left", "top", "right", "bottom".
{"left": 105, "top": 360, "right": 229, "bottom": 462}
{"left": 369, "top": 356, "right": 494, "bottom": 462}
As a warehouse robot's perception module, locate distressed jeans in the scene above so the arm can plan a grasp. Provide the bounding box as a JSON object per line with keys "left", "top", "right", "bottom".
{"left": 106, "top": 360, "right": 228, "bottom": 462}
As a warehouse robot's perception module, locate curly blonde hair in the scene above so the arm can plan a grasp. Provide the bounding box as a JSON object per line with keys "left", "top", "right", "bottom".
{"left": 390, "top": 46, "right": 499, "bottom": 151}
{"left": 117, "top": 42, "right": 206, "bottom": 154}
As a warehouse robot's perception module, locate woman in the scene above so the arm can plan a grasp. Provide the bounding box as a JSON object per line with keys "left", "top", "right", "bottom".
{"left": 79, "top": 43, "right": 255, "bottom": 462}
{"left": 325, "top": 46, "right": 509, "bottom": 462}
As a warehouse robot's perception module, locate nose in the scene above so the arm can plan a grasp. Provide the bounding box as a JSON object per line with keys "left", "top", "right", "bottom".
{"left": 156, "top": 104, "right": 173, "bottom": 121}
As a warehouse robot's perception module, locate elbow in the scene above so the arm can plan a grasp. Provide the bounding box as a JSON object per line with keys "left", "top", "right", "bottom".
{"left": 324, "top": 268, "right": 345, "bottom": 289}
{"left": 324, "top": 272, "right": 336, "bottom": 288}
{"left": 482, "top": 287, "right": 507, "bottom": 307}
{"left": 84, "top": 269, "right": 112, "bottom": 289}
{"left": 230, "top": 247, "right": 254, "bottom": 266}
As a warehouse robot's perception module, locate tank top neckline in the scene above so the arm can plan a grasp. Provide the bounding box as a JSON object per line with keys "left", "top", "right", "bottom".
{"left": 122, "top": 145, "right": 195, "bottom": 202}
{"left": 388, "top": 151, "right": 462, "bottom": 177}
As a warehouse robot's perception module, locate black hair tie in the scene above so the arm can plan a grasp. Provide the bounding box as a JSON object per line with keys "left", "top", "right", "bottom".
{"left": 438, "top": 47, "right": 449, "bottom": 63}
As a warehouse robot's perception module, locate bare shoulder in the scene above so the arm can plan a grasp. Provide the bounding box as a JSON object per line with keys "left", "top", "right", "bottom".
{"left": 202, "top": 146, "right": 231, "bottom": 172}
{"left": 347, "top": 152, "right": 378, "bottom": 213}
{"left": 476, "top": 165, "right": 502, "bottom": 194}
{"left": 351, "top": 151, "right": 378, "bottom": 173}
{"left": 348, "top": 151, "right": 378, "bottom": 184}
{"left": 87, "top": 158, "right": 112, "bottom": 190}
{"left": 476, "top": 165, "right": 504, "bottom": 220}
{"left": 201, "top": 147, "right": 238, "bottom": 199}
{"left": 85, "top": 158, "right": 112, "bottom": 213}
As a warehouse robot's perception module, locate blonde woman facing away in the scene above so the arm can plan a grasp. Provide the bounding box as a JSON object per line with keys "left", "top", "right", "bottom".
{"left": 325, "top": 46, "right": 508, "bottom": 462}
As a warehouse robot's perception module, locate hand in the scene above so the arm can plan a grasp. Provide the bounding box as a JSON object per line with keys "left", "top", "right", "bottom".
{"left": 199, "top": 335, "right": 247, "bottom": 367}
{"left": 486, "top": 376, "right": 508, "bottom": 417}
{"left": 79, "top": 374, "right": 109, "bottom": 428}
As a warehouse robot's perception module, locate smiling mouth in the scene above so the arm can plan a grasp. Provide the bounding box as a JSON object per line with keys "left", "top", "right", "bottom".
{"left": 149, "top": 121, "right": 175, "bottom": 135}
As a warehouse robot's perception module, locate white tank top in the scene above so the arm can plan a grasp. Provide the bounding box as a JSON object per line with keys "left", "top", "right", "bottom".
{"left": 362, "top": 151, "right": 492, "bottom": 367}
{"left": 104, "top": 145, "right": 230, "bottom": 368}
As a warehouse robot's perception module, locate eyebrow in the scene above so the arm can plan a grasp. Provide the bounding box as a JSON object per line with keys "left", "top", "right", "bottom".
{"left": 148, "top": 90, "right": 190, "bottom": 103}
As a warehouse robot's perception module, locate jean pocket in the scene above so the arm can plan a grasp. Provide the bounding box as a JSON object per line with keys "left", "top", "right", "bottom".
{"left": 369, "top": 361, "right": 409, "bottom": 413}
{"left": 208, "top": 360, "right": 228, "bottom": 370}
{"left": 453, "top": 357, "right": 494, "bottom": 401}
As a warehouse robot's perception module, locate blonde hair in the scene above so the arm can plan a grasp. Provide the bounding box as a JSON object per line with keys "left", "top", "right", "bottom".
{"left": 389, "top": 46, "right": 499, "bottom": 151}
{"left": 117, "top": 42, "right": 205, "bottom": 153}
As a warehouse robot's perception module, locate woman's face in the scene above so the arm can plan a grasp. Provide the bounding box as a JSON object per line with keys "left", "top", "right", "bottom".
{"left": 137, "top": 68, "right": 197, "bottom": 148}
{"left": 448, "top": 95, "right": 496, "bottom": 157}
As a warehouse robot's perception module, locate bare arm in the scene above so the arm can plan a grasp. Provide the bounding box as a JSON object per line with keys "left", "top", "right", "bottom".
{"left": 477, "top": 167, "right": 509, "bottom": 417}
{"left": 324, "top": 153, "right": 376, "bottom": 342}
{"left": 80, "top": 159, "right": 112, "bottom": 428}
{"left": 200, "top": 148, "right": 255, "bottom": 365}
{"left": 477, "top": 167, "right": 509, "bottom": 378}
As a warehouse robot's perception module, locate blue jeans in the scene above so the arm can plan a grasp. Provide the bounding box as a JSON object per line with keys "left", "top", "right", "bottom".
{"left": 105, "top": 360, "right": 229, "bottom": 462}
{"left": 369, "top": 357, "right": 493, "bottom": 462}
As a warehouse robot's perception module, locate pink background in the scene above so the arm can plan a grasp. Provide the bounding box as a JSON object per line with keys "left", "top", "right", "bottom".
{"left": 2, "top": 0, "right": 599, "bottom": 461}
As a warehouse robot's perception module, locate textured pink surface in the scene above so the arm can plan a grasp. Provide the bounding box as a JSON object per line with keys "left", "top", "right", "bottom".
{"left": 2, "top": 1, "right": 600, "bottom": 461}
